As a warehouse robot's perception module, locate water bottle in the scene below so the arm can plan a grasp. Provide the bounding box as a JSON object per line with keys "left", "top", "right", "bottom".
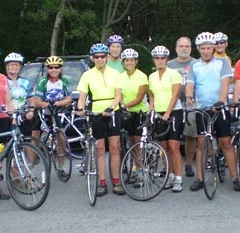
{"left": 0, "top": 143, "right": 4, "bottom": 154}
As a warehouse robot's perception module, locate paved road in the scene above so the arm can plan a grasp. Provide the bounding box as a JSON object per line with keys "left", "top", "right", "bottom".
{"left": 1, "top": 156, "right": 240, "bottom": 233}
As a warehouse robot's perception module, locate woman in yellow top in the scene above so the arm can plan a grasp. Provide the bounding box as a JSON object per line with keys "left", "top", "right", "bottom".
{"left": 149, "top": 45, "right": 184, "bottom": 193}
{"left": 119, "top": 48, "right": 149, "bottom": 188}
{"left": 77, "top": 43, "right": 125, "bottom": 196}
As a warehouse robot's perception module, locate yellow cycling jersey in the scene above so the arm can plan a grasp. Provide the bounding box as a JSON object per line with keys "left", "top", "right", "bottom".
{"left": 149, "top": 67, "right": 182, "bottom": 112}
{"left": 214, "top": 52, "right": 232, "bottom": 67}
{"left": 120, "top": 69, "right": 149, "bottom": 112}
{"left": 77, "top": 66, "right": 121, "bottom": 112}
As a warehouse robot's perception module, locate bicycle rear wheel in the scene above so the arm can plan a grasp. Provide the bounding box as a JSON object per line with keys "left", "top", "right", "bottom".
{"left": 86, "top": 138, "right": 98, "bottom": 206}
{"left": 64, "top": 117, "right": 86, "bottom": 159}
{"left": 201, "top": 136, "right": 217, "bottom": 200}
{"left": 6, "top": 142, "right": 50, "bottom": 210}
{"left": 120, "top": 140, "right": 170, "bottom": 201}
{"left": 52, "top": 129, "right": 72, "bottom": 182}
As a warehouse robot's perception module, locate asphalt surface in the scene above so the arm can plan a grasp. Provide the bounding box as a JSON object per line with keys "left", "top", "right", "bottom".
{"left": 1, "top": 156, "right": 240, "bottom": 233}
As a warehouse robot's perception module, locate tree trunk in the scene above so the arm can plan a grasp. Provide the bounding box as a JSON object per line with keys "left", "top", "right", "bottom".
{"left": 50, "top": 0, "right": 67, "bottom": 55}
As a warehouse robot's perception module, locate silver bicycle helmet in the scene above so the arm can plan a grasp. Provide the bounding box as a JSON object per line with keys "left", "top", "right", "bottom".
{"left": 121, "top": 48, "right": 139, "bottom": 59}
{"left": 195, "top": 32, "right": 215, "bottom": 46}
{"left": 4, "top": 52, "right": 24, "bottom": 64}
{"left": 214, "top": 32, "right": 228, "bottom": 42}
{"left": 151, "top": 46, "right": 170, "bottom": 57}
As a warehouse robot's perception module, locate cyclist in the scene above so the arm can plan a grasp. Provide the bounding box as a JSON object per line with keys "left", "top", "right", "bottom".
{"left": 167, "top": 37, "right": 197, "bottom": 177}
{"left": 119, "top": 48, "right": 149, "bottom": 187}
{"left": 0, "top": 73, "right": 13, "bottom": 200}
{"left": 106, "top": 34, "right": 125, "bottom": 73}
{"left": 76, "top": 43, "right": 125, "bottom": 196}
{"left": 4, "top": 52, "right": 35, "bottom": 135}
{"left": 185, "top": 31, "right": 240, "bottom": 191}
{"left": 233, "top": 59, "right": 240, "bottom": 102}
{"left": 149, "top": 45, "right": 184, "bottom": 192}
{"left": 33, "top": 56, "right": 72, "bottom": 175}
{"left": 214, "top": 32, "right": 232, "bottom": 67}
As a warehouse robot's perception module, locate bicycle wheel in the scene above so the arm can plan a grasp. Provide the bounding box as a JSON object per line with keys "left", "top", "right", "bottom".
{"left": 120, "top": 140, "right": 170, "bottom": 201}
{"left": 52, "top": 129, "right": 72, "bottom": 182}
{"left": 64, "top": 117, "right": 86, "bottom": 159}
{"left": 86, "top": 138, "right": 98, "bottom": 206}
{"left": 201, "top": 136, "right": 217, "bottom": 200}
{"left": 6, "top": 142, "right": 50, "bottom": 210}
{"left": 23, "top": 136, "right": 51, "bottom": 174}
{"left": 217, "top": 152, "right": 226, "bottom": 183}
{"left": 231, "top": 131, "right": 240, "bottom": 176}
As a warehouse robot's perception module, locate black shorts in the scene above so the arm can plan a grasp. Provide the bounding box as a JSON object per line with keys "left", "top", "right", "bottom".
{"left": 196, "top": 109, "right": 231, "bottom": 138}
{"left": 93, "top": 110, "right": 121, "bottom": 139}
{"left": 121, "top": 112, "right": 146, "bottom": 137}
{"left": 155, "top": 109, "right": 184, "bottom": 141}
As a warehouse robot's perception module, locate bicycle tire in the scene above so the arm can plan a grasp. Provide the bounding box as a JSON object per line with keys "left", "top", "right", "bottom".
{"left": 231, "top": 131, "right": 240, "bottom": 176}
{"left": 217, "top": 152, "right": 226, "bottom": 183}
{"left": 86, "top": 138, "right": 98, "bottom": 206}
{"left": 6, "top": 142, "right": 50, "bottom": 210}
{"left": 64, "top": 117, "right": 86, "bottom": 159}
{"left": 120, "top": 140, "right": 170, "bottom": 201}
{"left": 201, "top": 135, "right": 217, "bottom": 200}
{"left": 51, "top": 129, "right": 72, "bottom": 182}
{"left": 23, "top": 136, "right": 51, "bottom": 174}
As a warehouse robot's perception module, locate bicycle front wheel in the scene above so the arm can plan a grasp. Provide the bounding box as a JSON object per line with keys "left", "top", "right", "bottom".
{"left": 120, "top": 140, "right": 170, "bottom": 201}
{"left": 52, "top": 129, "right": 72, "bottom": 182}
{"left": 86, "top": 138, "right": 98, "bottom": 206}
{"left": 231, "top": 131, "right": 240, "bottom": 176}
{"left": 6, "top": 142, "right": 50, "bottom": 210}
{"left": 201, "top": 136, "right": 217, "bottom": 200}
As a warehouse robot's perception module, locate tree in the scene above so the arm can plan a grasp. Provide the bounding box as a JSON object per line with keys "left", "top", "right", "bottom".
{"left": 101, "top": 0, "right": 133, "bottom": 42}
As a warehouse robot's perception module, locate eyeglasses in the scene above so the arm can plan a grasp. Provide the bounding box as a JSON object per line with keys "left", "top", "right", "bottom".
{"left": 215, "top": 41, "right": 226, "bottom": 45}
{"left": 153, "top": 56, "right": 167, "bottom": 60}
{"left": 93, "top": 55, "right": 107, "bottom": 59}
{"left": 48, "top": 66, "right": 61, "bottom": 70}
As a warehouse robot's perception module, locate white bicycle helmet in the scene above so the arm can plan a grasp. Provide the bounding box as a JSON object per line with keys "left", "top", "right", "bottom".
{"left": 121, "top": 48, "right": 139, "bottom": 59}
{"left": 195, "top": 32, "right": 216, "bottom": 46}
{"left": 151, "top": 45, "right": 170, "bottom": 57}
{"left": 214, "top": 32, "right": 228, "bottom": 42}
{"left": 4, "top": 52, "right": 24, "bottom": 64}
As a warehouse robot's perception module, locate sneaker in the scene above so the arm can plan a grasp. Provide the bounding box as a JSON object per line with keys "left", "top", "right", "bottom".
{"left": 113, "top": 183, "right": 125, "bottom": 195}
{"left": 232, "top": 178, "right": 240, "bottom": 191}
{"left": 0, "top": 188, "right": 10, "bottom": 200}
{"left": 57, "top": 169, "right": 69, "bottom": 178}
{"left": 133, "top": 177, "right": 144, "bottom": 188}
{"left": 164, "top": 174, "right": 174, "bottom": 189}
{"left": 185, "top": 165, "right": 195, "bottom": 177}
{"left": 97, "top": 185, "right": 108, "bottom": 196}
{"left": 190, "top": 179, "right": 203, "bottom": 191}
{"left": 172, "top": 178, "right": 182, "bottom": 193}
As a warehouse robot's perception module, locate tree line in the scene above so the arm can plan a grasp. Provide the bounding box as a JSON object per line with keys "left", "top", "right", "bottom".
{"left": 0, "top": 0, "right": 240, "bottom": 74}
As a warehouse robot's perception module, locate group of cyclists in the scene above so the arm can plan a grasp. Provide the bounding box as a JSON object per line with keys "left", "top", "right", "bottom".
{"left": 1, "top": 30, "right": 240, "bottom": 201}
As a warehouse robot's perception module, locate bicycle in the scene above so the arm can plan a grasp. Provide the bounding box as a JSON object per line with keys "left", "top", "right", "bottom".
{"left": 186, "top": 105, "right": 227, "bottom": 200}
{"left": 74, "top": 109, "right": 99, "bottom": 206}
{"left": 0, "top": 106, "right": 50, "bottom": 210}
{"left": 38, "top": 103, "right": 72, "bottom": 182}
{"left": 230, "top": 102, "right": 240, "bottom": 176}
{"left": 120, "top": 111, "right": 172, "bottom": 201}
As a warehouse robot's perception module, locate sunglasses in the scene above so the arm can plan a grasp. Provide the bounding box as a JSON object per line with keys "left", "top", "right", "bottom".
{"left": 93, "top": 55, "right": 107, "bottom": 59}
{"left": 153, "top": 56, "right": 167, "bottom": 60}
{"left": 48, "top": 66, "right": 61, "bottom": 70}
{"left": 215, "top": 41, "right": 226, "bottom": 45}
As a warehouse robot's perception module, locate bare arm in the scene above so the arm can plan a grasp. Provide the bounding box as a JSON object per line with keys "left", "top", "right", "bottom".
{"left": 218, "top": 77, "right": 230, "bottom": 103}
{"left": 233, "top": 80, "right": 240, "bottom": 103}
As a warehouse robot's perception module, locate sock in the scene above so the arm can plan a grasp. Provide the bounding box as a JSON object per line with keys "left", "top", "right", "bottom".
{"left": 100, "top": 179, "right": 106, "bottom": 186}
{"left": 112, "top": 178, "right": 119, "bottom": 185}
